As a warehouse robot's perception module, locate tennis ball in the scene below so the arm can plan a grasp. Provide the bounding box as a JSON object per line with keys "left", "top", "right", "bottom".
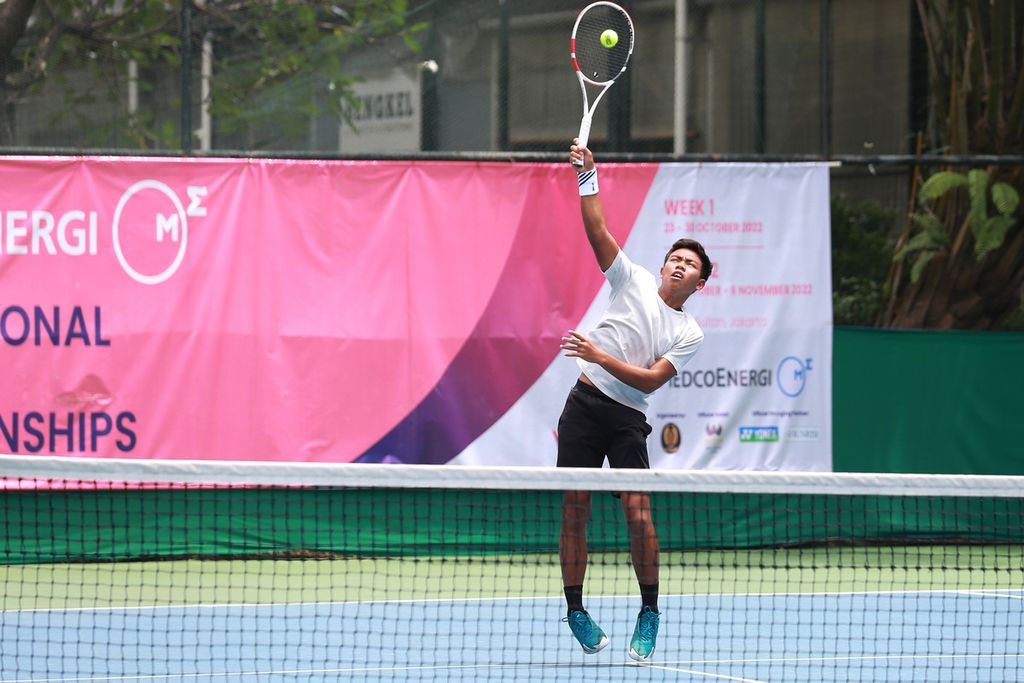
{"left": 600, "top": 29, "right": 618, "bottom": 48}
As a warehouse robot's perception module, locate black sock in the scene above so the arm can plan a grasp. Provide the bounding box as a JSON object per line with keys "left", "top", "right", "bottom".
{"left": 564, "top": 585, "right": 584, "bottom": 614}
{"left": 639, "top": 583, "right": 659, "bottom": 612}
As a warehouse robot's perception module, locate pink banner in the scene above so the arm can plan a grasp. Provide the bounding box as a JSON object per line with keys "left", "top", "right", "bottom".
{"left": 1, "top": 156, "right": 657, "bottom": 462}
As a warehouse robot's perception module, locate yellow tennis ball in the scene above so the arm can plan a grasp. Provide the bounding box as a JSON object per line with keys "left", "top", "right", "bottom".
{"left": 600, "top": 29, "right": 618, "bottom": 48}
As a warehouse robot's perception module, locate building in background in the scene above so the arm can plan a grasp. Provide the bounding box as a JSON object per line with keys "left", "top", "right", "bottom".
{"left": 10, "top": 0, "right": 916, "bottom": 160}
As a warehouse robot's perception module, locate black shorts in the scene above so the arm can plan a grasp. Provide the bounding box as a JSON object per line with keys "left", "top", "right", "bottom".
{"left": 557, "top": 379, "right": 653, "bottom": 469}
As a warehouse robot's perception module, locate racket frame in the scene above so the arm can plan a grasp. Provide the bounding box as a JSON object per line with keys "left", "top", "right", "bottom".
{"left": 570, "top": 1, "right": 635, "bottom": 166}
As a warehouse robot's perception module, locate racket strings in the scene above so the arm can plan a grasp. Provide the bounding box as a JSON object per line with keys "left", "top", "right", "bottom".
{"left": 573, "top": 7, "right": 633, "bottom": 83}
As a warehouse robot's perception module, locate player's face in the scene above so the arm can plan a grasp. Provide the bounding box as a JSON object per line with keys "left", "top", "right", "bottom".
{"left": 660, "top": 248, "right": 706, "bottom": 296}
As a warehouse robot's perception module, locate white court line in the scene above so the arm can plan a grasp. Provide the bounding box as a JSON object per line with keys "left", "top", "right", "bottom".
{"left": 649, "top": 652, "right": 1024, "bottom": 683}
{"left": 649, "top": 664, "right": 767, "bottom": 682}
{"left": 656, "top": 653, "right": 1024, "bottom": 666}
{"left": 6, "top": 587, "right": 1021, "bottom": 615}
{"left": 964, "top": 589, "right": 1024, "bottom": 600}
{"left": 0, "top": 593, "right": 573, "bottom": 615}
{"left": 646, "top": 653, "right": 1024, "bottom": 683}
{"left": 0, "top": 660, "right": 755, "bottom": 683}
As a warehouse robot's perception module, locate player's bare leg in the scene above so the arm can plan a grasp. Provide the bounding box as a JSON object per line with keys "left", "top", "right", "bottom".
{"left": 560, "top": 490, "right": 608, "bottom": 653}
{"left": 621, "top": 492, "right": 661, "bottom": 661}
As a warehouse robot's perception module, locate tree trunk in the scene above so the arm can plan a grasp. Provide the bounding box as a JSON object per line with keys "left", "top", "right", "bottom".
{"left": 0, "top": 0, "right": 40, "bottom": 146}
{"left": 880, "top": 0, "right": 1024, "bottom": 329}
{"left": 0, "top": 88, "right": 13, "bottom": 146}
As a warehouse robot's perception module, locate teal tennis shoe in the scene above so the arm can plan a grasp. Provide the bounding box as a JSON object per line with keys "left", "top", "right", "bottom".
{"left": 628, "top": 606, "right": 660, "bottom": 662}
{"left": 562, "top": 610, "right": 609, "bottom": 654}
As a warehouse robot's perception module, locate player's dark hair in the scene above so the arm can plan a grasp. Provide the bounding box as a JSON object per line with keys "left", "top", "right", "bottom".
{"left": 664, "top": 238, "right": 712, "bottom": 281}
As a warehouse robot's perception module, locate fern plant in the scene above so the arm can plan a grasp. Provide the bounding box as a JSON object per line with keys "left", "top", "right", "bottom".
{"left": 900, "top": 169, "right": 1020, "bottom": 283}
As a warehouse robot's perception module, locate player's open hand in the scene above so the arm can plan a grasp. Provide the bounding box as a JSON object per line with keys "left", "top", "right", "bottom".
{"left": 560, "top": 329, "right": 604, "bottom": 363}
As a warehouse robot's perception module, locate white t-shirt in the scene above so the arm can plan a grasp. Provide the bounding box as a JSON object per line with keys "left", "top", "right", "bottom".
{"left": 577, "top": 250, "right": 704, "bottom": 413}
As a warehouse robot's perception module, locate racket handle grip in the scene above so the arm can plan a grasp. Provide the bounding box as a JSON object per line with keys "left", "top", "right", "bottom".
{"left": 572, "top": 116, "right": 592, "bottom": 167}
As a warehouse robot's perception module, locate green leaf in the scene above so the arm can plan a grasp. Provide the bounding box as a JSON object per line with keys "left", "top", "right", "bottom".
{"left": 991, "top": 182, "right": 1020, "bottom": 216}
{"left": 973, "top": 214, "right": 1017, "bottom": 260}
{"left": 918, "top": 171, "right": 968, "bottom": 204}
{"left": 910, "top": 252, "right": 937, "bottom": 283}
{"left": 967, "top": 169, "right": 990, "bottom": 232}
{"left": 296, "top": 6, "right": 317, "bottom": 26}
{"left": 152, "top": 33, "right": 177, "bottom": 48}
{"left": 910, "top": 211, "right": 948, "bottom": 241}
{"left": 895, "top": 228, "right": 945, "bottom": 260}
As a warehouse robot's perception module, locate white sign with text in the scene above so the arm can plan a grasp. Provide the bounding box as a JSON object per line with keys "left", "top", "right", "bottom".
{"left": 454, "top": 163, "right": 833, "bottom": 471}
{"left": 339, "top": 66, "right": 421, "bottom": 154}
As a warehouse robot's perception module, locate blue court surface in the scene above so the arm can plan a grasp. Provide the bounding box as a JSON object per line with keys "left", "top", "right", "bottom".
{"left": 3, "top": 590, "right": 1022, "bottom": 682}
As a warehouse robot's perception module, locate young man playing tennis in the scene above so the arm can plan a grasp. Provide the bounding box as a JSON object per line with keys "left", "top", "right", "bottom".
{"left": 558, "top": 139, "right": 711, "bottom": 662}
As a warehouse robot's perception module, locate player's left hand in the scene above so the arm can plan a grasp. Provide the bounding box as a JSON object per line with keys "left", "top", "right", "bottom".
{"left": 560, "top": 329, "right": 604, "bottom": 363}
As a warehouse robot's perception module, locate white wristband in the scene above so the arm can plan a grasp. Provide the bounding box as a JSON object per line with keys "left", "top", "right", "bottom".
{"left": 577, "top": 168, "right": 599, "bottom": 197}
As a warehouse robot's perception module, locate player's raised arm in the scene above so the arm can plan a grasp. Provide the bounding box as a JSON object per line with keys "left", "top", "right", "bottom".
{"left": 570, "top": 139, "right": 620, "bottom": 272}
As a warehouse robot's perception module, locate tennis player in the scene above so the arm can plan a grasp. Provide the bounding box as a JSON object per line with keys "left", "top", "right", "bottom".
{"left": 558, "top": 139, "right": 711, "bottom": 662}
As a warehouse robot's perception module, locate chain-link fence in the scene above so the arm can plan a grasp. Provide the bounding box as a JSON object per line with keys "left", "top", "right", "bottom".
{"left": 3, "top": 0, "right": 919, "bottom": 158}
{"left": 2, "top": 0, "right": 1022, "bottom": 328}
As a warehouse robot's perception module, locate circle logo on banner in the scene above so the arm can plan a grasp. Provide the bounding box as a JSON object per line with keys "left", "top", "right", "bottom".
{"left": 113, "top": 180, "right": 188, "bottom": 285}
{"left": 777, "top": 356, "right": 813, "bottom": 397}
{"left": 660, "top": 422, "right": 681, "bottom": 454}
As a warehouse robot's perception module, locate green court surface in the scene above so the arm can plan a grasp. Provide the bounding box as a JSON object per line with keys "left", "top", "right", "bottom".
{"left": 5, "top": 546, "right": 1022, "bottom": 611}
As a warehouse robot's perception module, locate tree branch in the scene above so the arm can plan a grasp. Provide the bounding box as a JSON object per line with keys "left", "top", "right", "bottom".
{"left": 43, "top": 0, "right": 139, "bottom": 33}
{"left": 41, "top": 0, "right": 170, "bottom": 44}
{"left": 4, "top": 22, "right": 61, "bottom": 91}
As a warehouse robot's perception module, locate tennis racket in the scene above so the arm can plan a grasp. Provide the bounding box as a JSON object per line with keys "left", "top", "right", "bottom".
{"left": 570, "top": 1, "right": 635, "bottom": 167}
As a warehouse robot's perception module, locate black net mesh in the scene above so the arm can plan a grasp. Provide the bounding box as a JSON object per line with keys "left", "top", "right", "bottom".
{"left": 3, "top": 458, "right": 1024, "bottom": 681}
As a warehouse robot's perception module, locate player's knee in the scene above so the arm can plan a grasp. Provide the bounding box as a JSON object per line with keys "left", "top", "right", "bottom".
{"left": 562, "top": 492, "right": 592, "bottom": 525}
{"left": 622, "top": 503, "right": 653, "bottom": 531}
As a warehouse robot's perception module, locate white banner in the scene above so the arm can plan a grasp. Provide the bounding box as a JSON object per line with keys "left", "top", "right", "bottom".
{"left": 454, "top": 163, "right": 833, "bottom": 471}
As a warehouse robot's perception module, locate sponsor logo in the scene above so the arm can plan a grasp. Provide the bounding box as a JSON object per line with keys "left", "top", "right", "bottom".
{"left": 786, "top": 426, "right": 821, "bottom": 442}
{"left": 777, "top": 356, "right": 813, "bottom": 398}
{"left": 1, "top": 181, "right": 208, "bottom": 285}
{"left": 670, "top": 356, "right": 816, "bottom": 397}
{"left": 0, "top": 209, "right": 98, "bottom": 255}
{"left": 113, "top": 181, "right": 207, "bottom": 285}
{"left": 672, "top": 368, "right": 771, "bottom": 389}
{"left": 738, "top": 426, "right": 779, "bottom": 443}
{"left": 704, "top": 423, "right": 724, "bottom": 446}
{"left": 660, "top": 422, "right": 682, "bottom": 454}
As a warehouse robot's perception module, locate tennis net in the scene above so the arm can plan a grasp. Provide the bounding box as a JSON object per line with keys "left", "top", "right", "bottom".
{"left": 2, "top": 455, "right": 1023, "bottom": 682}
